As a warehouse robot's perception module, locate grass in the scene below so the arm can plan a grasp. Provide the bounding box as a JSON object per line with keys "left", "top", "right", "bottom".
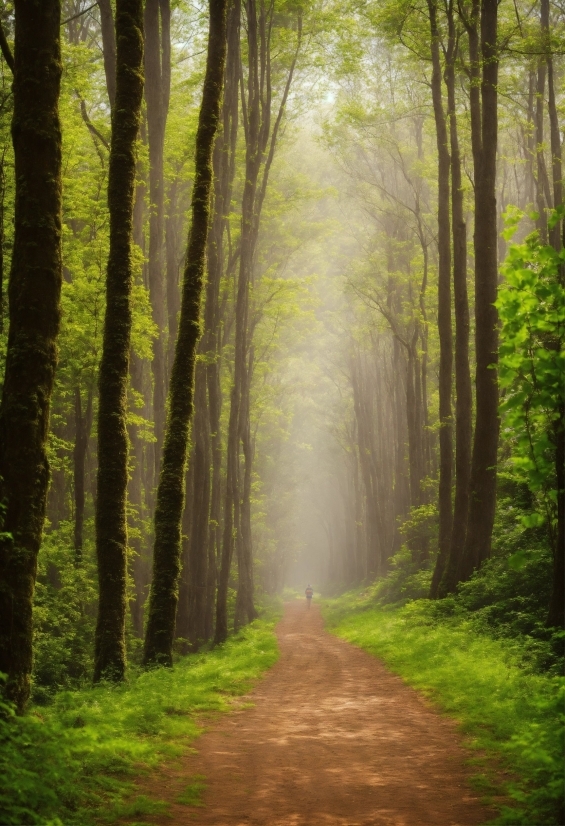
{"left": 0, "top": 610, "right": 280, "bottom": 826}
{"left": 322, "top": 591, "right": 564, "bottom": 826}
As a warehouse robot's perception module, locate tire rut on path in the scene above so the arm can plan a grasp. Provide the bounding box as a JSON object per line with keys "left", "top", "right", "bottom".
{"left": 146, "top": 602, "right": 493, "bottom": 826}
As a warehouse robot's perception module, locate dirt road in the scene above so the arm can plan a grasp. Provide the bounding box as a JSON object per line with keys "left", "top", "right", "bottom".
{"left": 150, "top": 602, "right": 492, "bottom": 825}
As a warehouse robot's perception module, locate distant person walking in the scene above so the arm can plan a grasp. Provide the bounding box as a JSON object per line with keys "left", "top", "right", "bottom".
{"left": 305, "top": 584, "right": 313, "bottom": 609}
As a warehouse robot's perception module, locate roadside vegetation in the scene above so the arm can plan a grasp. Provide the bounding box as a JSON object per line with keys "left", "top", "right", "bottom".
{"left": 323, "top": 497, "right": 564, "bottom": 826}
{"left": 0, "top": 612, "right": 279, "bottom": 826}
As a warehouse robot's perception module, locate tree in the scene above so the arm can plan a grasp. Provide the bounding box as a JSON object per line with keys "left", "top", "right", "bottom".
{"left": 143, "top": 0, "right": 228, "bottom": 667}
{"left": 0, "top": 0, "right": 63, "bottom": 712}
{"left": 427, "top": 0, "right": 453, "bottom": 596}
{"left": 93, "top": 0, "right": 144, "bottom": 683}
{"left": 459, "top": 0, "right": 500, "bottom": 581}
{"left": 497, "top": 212, "right": 565, "bottom": 628}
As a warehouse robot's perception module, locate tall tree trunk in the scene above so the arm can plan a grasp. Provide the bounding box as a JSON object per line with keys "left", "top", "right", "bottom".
{"left": 144, "top": 0, "right": 171, "bottom": 476}
{"left": 440, "top": 8, "right": 473, "bottom": 596}
{"left": 143, "top": 0, "right": 228, "bottom": 667}
{"left": 0, "top": 0, "right": 62, "bottom": 712}
{"left": 460, "top": 0, "right": 499, "bottom": 581}
{"left": 427, "top": 0, "right": 453, "bottom": 596}
{"left": 206, "top": 0, "right": 240, "bottom": 643}
{"left": 93, "top": 0, "right": 144, "bottom": 683}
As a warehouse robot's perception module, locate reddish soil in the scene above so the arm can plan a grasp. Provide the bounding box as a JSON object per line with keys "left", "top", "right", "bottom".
{"left": 143, "top": 602, "right": 493, "bottom": 825}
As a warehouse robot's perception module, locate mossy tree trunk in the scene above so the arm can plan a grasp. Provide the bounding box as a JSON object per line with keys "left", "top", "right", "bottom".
{"left": 93, "top": 0, "right": 144, "bottom": 683}
{"left": 143, "top": 0, "right": 228, "bottom": 667}
{"left": 0, "top": 0, "right": 62, "bottom": 713}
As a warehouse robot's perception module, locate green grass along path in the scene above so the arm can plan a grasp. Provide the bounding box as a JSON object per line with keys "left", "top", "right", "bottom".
{"left": 1, "top": 597, "right": 562, "bottom": 825}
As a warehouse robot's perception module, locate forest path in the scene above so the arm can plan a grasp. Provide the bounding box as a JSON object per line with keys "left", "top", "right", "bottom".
{"left": 143, "top": 602, "right": 493, "bottom": 826}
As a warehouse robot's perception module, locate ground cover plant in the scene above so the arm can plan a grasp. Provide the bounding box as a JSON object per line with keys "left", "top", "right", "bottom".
{"left": 322, "top": 592, "right": 564, "bottom": 826}
{"left": 0, "top": 613, "right": 279, "bottom": 826}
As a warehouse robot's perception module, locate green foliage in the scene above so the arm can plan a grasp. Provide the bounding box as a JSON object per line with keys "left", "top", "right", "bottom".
{"left": 0, "top": 615, "right": 279, "bottom": 825}
{"left": 497, "top": 211, "right": 565, "bottom": 538}
{"left": 32, "top": 523, "right": 98, "bottom": 700}
{"left": 322, "top": 597, "right": 565, "bottom": 825}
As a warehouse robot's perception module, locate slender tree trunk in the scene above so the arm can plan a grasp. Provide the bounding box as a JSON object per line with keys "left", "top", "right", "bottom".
{"left": 0, "top": 0, "right": 62, "bottom": 712}
{"left": 145, "top": 0, "right": 171, "bottom": 476}
{"left": 206, "top": 0, "right": 240, "bottom": 642}
{"left": 427, "top": 0, "right": 453, "bottom": 596}
{"left": 93, "top": 0, "right": 144, "bottom": 683}
{"left": 440, "top": 11, "right": 473, "bottom": 596}
{"left": 143, "top": 0, "right": 228, "bottom": 666}
{"left": 460, "top": 0, "right": 499, "bottom": 581}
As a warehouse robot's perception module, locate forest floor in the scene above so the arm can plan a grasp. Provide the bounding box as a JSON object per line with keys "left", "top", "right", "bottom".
{"left": 131, "top": 602, "right": 494, "bottom": 826}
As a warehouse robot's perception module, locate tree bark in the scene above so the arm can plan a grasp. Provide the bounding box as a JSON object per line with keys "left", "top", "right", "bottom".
{"left": 143, "top": 0, "right": 228, "bottom": 666}
{"left": 459, "top": 0, "right": 499, "bottom": 581}
{"left": 93, "top": 0, "right": 144, "bottom": 683}
{"left": 0, "top": 0, "right": 62, "bottom": 712}
{"left": 440, "top": 8, "right": 473, "bottom": 597}
{"left": 144, "top": 0, "right": 171, "bottom": 476}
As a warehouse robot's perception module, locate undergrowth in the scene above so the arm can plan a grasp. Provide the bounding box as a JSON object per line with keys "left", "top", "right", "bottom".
{"left": 322, "top": 594, "right": 564, "bottom": 826}
{"left": 0, "top": 611, "right": 279, "bottom": 826}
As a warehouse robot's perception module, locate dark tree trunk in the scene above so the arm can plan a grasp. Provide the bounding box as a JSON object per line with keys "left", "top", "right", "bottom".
{"left": 143, "top": 0, "right": 228, "bottom": 667}
{"left": 206, "top": 0, "right": 240, "bottom": 643}
{"left": 0, "top": 0, "right": 62, "bottom": 713}
{"left": 93, "top": 0, "right": 144, "bottom": 683}
{"left": 427, "top": 0, "right": 453, "bottom": 595}
{"left": 98, "top": 0, "right": 116, "bottom": 110}
{"left": 144, "top": 0, "right": 171, "bottom": 476}
{"left": 441, "top": 10, "right": 473, "bottom": 597}
{"left": 460, "top": 0, "right": 499, "bottom": 581}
